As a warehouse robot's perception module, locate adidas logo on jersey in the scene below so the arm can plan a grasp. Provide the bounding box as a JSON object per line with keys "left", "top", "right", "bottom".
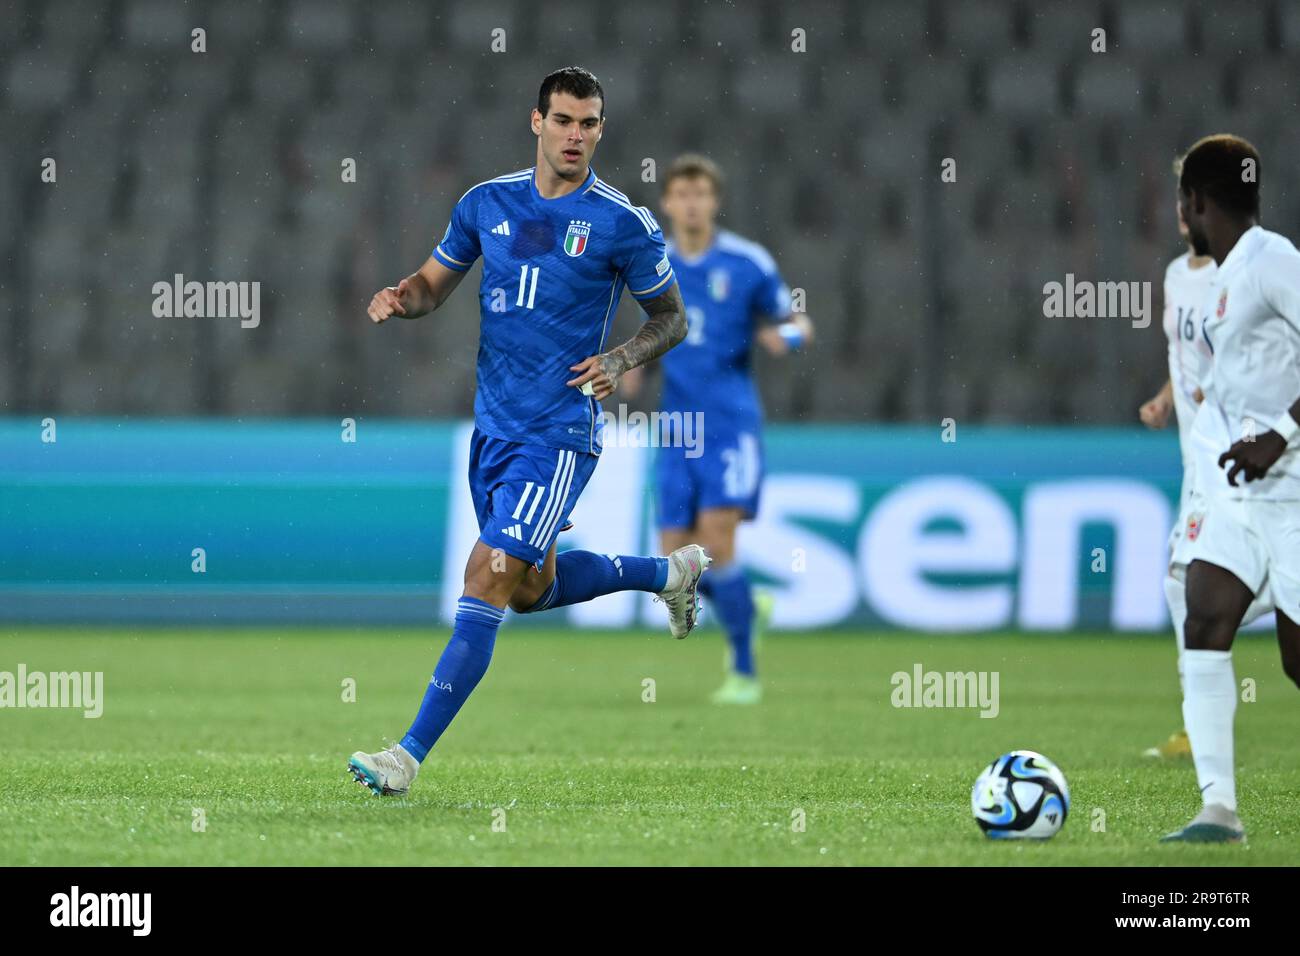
{"left": 491, "top": 220, "right": 511, "bottom": 236}
{"left": 501, "top": 524, "right": 524, "bottom": 540}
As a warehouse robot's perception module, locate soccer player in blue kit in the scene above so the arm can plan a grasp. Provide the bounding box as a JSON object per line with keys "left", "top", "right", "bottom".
{"left": 630, "top": 155, "right": 814, "bottom": 705}
{"left": 348, "top": 68, "right": 711, "bottom": 796}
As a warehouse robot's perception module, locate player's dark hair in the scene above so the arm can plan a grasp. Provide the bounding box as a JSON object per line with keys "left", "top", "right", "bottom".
{"left": 537, "top": 66, "right": 604, "bottom": 119}
{"left": 662, "top": 153, "right": 724, "bottom": 196}
{"left": 1177, "top": 134, "right": 1260, "bottom": 218}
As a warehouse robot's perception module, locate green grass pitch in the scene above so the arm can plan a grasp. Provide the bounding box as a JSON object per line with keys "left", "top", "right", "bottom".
{"left": 1, "top": 626, "right": 1297, "bottom": 866}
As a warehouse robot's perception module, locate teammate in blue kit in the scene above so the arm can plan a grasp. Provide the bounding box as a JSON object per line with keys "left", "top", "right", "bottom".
{"left": 347, "top": 68, "right": 710, "bottom": 796}
{"left": 627, "top": 155, "right": 814, "bottom": 705}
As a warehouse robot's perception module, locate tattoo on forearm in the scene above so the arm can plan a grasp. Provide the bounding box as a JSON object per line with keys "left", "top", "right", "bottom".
{"left": 603, "top": 283, "right": 688, "bottom": 376}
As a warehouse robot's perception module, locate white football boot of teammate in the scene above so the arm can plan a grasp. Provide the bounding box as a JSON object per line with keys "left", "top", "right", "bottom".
{"left": 348, "top": 743, "right": 419, "bottom": 797}
{"left": 656, "top": 544, "right": 712, "bottom": 639}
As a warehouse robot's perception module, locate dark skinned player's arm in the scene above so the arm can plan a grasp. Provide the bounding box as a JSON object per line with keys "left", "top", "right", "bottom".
{"left": 1219, "top": 393, "right": 1300, "bottom": 486}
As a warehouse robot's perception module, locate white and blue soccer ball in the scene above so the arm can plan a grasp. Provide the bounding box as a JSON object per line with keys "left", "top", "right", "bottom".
{"left": 971, "top": 750, "right": 1070, "bottom": 839}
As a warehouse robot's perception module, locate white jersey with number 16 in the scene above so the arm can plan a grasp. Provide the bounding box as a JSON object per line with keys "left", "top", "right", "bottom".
{"left": 1162, "top": 252, "right": 1216, "bottom": 467}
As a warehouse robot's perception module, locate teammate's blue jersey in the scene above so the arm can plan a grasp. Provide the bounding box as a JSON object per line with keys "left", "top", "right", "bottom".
{"left": 660, "top": 229, "right": 792, "bottom": 427}
{"left": 433, "top": 166, "right": 673, "bottom": 454}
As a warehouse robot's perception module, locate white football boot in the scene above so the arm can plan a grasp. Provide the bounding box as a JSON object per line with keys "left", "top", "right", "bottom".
{"left": 1159, "top": 802, "right": 1246, "bottom": 844}
{"left": 348, "top": 743, "right": 419, "bottom": 797}
{"left": 656, "top": 544, "right": 712, "bottom": 639}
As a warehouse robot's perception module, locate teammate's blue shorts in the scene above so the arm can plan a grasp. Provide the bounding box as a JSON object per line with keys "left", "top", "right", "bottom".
{"left": 468, "top": 427, "right": 598, "bottom": 570}
{"left": 654, "top": 426, "right": 764, "bottom": 529}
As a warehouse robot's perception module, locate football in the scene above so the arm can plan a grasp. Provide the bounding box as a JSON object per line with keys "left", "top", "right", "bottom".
{"left": 971, "top": 750, "right": 1071, "bottom": 840}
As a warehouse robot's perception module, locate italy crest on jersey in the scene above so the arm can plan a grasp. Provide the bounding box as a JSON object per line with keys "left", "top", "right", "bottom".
{"left": 564, "top": 220, "right": 591, "bottom": 257}
{"left": 708, "top": 267, "right": 729, "bottom": 301}
{"left": 1216, "top": 289, "right": 1228, "bottom": 318}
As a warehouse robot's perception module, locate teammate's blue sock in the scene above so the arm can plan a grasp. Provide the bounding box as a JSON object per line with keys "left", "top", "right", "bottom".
{"left": 700, "top": 563, "right": 756, "bottom": 676}
{"left": 524, "top": 550, "right": 669, "bottom": 612}
{"left": 399, "top": 596, "right": 502, "bottom": 762}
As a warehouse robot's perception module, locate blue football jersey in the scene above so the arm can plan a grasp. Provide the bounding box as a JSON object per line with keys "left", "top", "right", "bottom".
{"left": 432, "top": 166, "right": 673, "bottom": 454}
{"left": 661, "top": 229, "right": 792, "bottom": 427}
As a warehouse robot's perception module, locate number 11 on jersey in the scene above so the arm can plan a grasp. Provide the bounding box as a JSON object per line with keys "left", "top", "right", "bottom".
{"left": 517, "top": 265, "right": 539, "bottom": 309}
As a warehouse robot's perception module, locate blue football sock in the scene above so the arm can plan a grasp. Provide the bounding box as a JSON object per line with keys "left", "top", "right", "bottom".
{"left": 701, "top": 563, "right": 756, "bottom": 676}
{"left": 524, "top": 550, "right": 668, "bottom": 612}
{"left": 399, "top": 596, "right": 502, "bottom": 762}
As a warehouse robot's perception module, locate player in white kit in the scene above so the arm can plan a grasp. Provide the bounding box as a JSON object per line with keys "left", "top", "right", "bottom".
{"left": 1160, "top": 135, "right": 1300, "bottom": 844}
{"left": 1139, "top": 166, "right": 1273, "bottom": 760}
{"left": 1138, "top": 191, "right": 1216, "bottom": 759}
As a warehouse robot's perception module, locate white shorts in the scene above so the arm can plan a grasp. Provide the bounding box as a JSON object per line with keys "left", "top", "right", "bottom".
{"left": 1167, "top": 469, "right": 1197, "bottom": 556}
{"left": 1182, "top": 496, "right": 1299, "bottom": 623}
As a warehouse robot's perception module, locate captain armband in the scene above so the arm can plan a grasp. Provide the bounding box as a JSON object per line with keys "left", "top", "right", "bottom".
{"left": 776, "top": 320, "right": 806, "bottom": 352}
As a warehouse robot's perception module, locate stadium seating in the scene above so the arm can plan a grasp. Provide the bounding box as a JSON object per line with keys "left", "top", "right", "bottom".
{"left": 2, "top": 0, "right": 1297, "bottom": 424}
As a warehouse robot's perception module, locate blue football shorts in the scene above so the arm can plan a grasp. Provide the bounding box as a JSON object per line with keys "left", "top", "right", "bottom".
{"left": 654, "top": 427, "right": 763, "bottom": 529}
{"left": 467, "top": 427, "right": 598, "bottom": 570}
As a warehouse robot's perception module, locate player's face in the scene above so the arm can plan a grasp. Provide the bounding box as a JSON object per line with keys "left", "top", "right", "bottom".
{"left": 661, "top": 175, "right": 720, "bottom": 234}
{"left": 1178, "top": 186, "right": 1211, "bottom": 256}
{"left": 532, "top": 92, "right": 603, "bottom": 179}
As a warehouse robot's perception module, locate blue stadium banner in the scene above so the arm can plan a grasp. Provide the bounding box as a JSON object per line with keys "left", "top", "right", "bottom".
{"left": 0, "top": 419, "right": 1196, "bottom": 631}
